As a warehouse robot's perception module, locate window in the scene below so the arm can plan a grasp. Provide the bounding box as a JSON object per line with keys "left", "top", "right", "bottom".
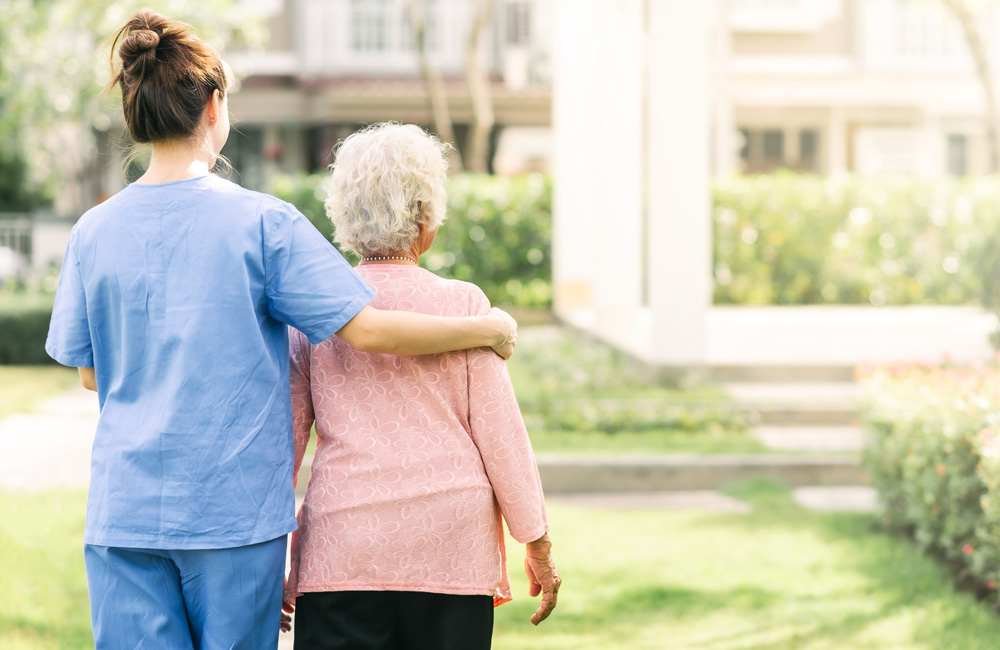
{"left": 762, "top": 130, "right": 784, "bottom": 161}
{"left": 799, "top": 129, "right": 818, "bottom": 170}
{"left": 947, "top": 134, "right": 968, "bottom": 176}
{"left": 220, "top": 127, "right": 265, "bottom": 190}
{"left": 400, "top": 1, "right": 438, "bottom": 51}
{"left": 506, "top": 1, "right": 531, "bottom": 45}
{"left": 738, "top": 127, "right": 798, "bottom": 172}
{"left": 351, "top": 0, "right": 438, "bottom": 54}
{"left": 350, "top": 0, "right": 390, "bottom": 52}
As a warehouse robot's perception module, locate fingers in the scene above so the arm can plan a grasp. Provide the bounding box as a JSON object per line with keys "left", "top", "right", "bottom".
{"left": 531, "top": 571, "right": 562, "bottom": 626}
{"left": 524, "top": 554, "right": 561, "bottom": 625}
{"left": 489, "top": 308, "right": 518, "bottom": 360}
{"left": 281, "top": 599, "right": 295, "bottom": 633}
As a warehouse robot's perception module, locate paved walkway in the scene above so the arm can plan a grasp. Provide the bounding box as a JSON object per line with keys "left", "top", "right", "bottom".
{"left": 0, "top": 385, "right": 877, "bottom": 510}
{"left": 0, "top": 385, "right": 99, "bottom": 492}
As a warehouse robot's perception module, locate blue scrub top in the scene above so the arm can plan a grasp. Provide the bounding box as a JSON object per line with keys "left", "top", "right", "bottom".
{"left": 46, "top": 175, "right": 375, "bottom": 549}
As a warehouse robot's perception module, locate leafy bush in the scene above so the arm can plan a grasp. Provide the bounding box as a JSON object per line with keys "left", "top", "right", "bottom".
{"left": 862, "top": 361, "right": 1000, "bottom": 598}
{"left": 0, "top": 295, "right": 55, "bottom": 364}
{"left": 269, "top": 172, "right": 552, "bottom": 307}
{"left": 509, "top": 326, "right": 749, "bottom": 436}
{"left": 714, "top": 173, "right": 1000, "bottom": 310}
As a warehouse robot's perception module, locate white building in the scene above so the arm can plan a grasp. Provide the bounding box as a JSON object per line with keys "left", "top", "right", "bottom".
{"left": 216, "top": 0, "right": 999, "bottom": 189}
{"left": 551, "top": 0, "right": 1000, "bottom": 369}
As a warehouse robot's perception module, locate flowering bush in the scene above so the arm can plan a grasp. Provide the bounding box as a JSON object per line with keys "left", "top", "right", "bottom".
{"left": 862, "top": 361, "right": 1000, "bottom": 597}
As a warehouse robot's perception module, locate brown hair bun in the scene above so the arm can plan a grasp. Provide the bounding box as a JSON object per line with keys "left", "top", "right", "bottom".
{"left": 119, "top": 29, "right": 160, "bottom": 78}
{"left": 108, "top": 9, "right": 227, "bottom": 144}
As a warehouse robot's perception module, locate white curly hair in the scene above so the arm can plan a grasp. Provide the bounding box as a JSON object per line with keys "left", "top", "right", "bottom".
{"left": 325, "top": 122, "right": 451, "bottom": 256}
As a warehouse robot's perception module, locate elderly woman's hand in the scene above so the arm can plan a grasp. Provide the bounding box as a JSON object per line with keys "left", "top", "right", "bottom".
{"left": 524, "top": 533, "right": 561, "bottom": 625}
{"left": 490, "top": 307, "right": 518, "bottom": 359}
{"left": 280, "top": 598, "right": 294, "bottom": 633}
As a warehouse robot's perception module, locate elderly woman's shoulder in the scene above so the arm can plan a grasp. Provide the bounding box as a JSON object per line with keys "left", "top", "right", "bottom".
{"left": 429, "top": 274, "right": 492, "bottom": 315}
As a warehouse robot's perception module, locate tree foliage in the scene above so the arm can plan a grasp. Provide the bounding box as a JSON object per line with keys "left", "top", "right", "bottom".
{"left": 0, "top": 0, "right": 266, "bottom": 211}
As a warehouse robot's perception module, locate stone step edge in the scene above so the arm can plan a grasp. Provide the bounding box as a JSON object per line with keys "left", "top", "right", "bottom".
{"left": 710, "top": 365, "right": 857, "bottom": 383}
{"left": 536, "top": 454, "right": 868, "bottom": 492}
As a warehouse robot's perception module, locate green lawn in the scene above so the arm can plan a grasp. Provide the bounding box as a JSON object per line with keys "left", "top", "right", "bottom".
{"left": 528, "top": 429, "right": 768, "bottom": 455}
{"left": 0, "top": 491, "right": 90, "bottom": 650}
{"left": 5, "top": 484, "right": 1000, "bottom": 649}
{"left": 493, "top": 481, "right": 1000, "bottom": 649}
{"left": 0, "top": 366, "right": 77, "bottom": 420}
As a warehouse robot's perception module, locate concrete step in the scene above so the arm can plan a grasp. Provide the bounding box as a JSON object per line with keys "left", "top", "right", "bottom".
{"left": 710, "top": 364, "right": 856, "bottom": 383}
{"left": 751, "top": 426, "right": 867, "bottom": 452}
{"left": 536, "top": 454, "right": 867, "bottom": 493}
{"left": 725, "top": 381, "right": 860, "bottom": 426}
{"left": 751, "top": 407, "right": 857, "bottom": 427}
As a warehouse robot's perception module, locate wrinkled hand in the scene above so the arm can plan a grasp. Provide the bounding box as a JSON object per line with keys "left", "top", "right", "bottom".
{"left": 489, "top": 307, "right": 518, "bottom": 360}
{"left": 280, "top": 599, "right": 295, "bottom": 633}
{"left": 525, "top": 533, "right": 561, "bottom": 625}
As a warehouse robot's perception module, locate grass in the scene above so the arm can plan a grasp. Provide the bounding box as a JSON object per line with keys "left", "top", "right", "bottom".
{"left": 0, "top": 366, "right": 77, "bottom": 420}
{"left": 0, "top": 491, "right": 90, "bottom": 650}
{"left": 527, "top": 429, "right": 768, "bottom": 455}
{"left": 493, "top": 480, "right": 1000, "bottom": 649}
{"left": 6, "top": 484, "right": 1000, "bottom": 649}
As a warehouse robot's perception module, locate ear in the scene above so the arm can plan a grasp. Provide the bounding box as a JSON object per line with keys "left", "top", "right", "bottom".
{"left": 417, "top": 201, "right": 429, "bottom": 230}
{"left": 207, "top": 89, "right": 222, "bottom": 125}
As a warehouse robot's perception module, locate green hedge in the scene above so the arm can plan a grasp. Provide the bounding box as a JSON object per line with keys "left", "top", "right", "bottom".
{"left": 273, "top": 171, "right": 1000, "bottom": 313}
{"left": 0, "top": 295, "right": 55, "bottom": 364}
{"left": 714, "top": 173, "right": 1000, "bottom": 307}
{"left": 270, "top": 172, "right": 552, "bottom": 308}
{"left": 862, "top": 362, "right": 1000, "bottom": 599}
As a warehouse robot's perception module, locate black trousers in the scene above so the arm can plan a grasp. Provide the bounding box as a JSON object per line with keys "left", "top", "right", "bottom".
{"left": 293, "top": 590, "right": 494, "bottom": 650}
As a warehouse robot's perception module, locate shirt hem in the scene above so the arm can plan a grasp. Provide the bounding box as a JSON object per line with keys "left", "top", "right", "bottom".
{"left": 303, "top": 289, "right": 375, "bottom": 345}
{"left": 83, "top": 518, "right": 297, "bottom": 550}
{"left": 290, "top": 580, "right": 510, "bottom": 601}
{"left": 45, "top": 342, "right": 94, "bottom": 368}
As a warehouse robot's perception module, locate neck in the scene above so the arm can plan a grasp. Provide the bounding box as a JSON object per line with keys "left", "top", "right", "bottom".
{"left": 136, "top": 139, "right": 216, "bottom": 185}
{"left": 359, "top": 251, "right": 419, "bottom": 265}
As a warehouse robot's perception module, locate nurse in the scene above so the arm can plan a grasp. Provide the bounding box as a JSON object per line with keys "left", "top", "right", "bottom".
{"left": 44, "top": 9, "right": 516, "bottom": 650}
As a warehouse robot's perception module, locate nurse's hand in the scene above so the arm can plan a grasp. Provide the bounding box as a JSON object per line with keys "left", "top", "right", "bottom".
{"left": 280, "top": 599, "right": 294, "bottom": 633}
{"left": 490, "top": 307, "right": 518, "bottom": 360}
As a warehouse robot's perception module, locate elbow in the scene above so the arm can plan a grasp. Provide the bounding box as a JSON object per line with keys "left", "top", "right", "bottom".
{"left": 80, "top": 377, "right": 97, "bottom": 392}
{"left": 345, "top": 323, "right": 396, "bottom": 354}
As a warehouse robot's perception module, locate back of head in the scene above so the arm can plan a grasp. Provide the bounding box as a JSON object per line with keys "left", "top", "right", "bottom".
{"left": 326, "top": 123, "right": 451, "bottom": 256}
{"left": 109, "top": 9, "right": 228, "bottom": 143}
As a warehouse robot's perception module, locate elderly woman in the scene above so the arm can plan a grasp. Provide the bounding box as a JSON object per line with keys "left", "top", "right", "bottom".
{"left": 282, "top": 123, "right": 560, "bottom": 650}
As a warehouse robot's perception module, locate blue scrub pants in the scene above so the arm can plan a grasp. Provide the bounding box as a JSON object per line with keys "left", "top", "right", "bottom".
{"left": 84, "top": 535, "right": 287, "bottom": 650}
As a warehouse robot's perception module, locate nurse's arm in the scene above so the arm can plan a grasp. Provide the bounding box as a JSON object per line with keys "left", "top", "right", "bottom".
{"left": 336, "top": 305, "right": 517, "bottom": 359}
{"left": 77, "top": 367, "right": 97, "bottom": 392}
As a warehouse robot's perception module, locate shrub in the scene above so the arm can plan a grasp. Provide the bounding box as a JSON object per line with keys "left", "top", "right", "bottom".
{"left": 511, "top": 327, "right": 749, "bottom": 436}
{"left": 0, "top": 295, "right": 55, "bottom": 364}
{"left": 269, "top": 172, "right": 553, "bottom": 307}
{"left": 714, "top": 173, "right": 1000, "bottom": 312}
{"left": 862, "top": 361, "right": 1000, "bottom": 598}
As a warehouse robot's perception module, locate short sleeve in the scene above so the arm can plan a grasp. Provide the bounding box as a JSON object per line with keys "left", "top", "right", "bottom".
{"left": 45, "top": 229, "right": 94, "bottom": 367}
{"left": 264, "top": 204, "right": 375, "bottom": 343}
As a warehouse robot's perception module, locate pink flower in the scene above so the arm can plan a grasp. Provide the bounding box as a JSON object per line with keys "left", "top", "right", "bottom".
{"left": 988, "top": 580, "right": 997, "bottom": 590}
{"left": 963, "top": 543, "right": 974, "bottom": 556}
{"left": 936, "top": 464, "right": 946, "bottom": 477}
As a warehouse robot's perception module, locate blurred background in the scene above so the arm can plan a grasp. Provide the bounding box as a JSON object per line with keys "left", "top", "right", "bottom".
{"left": 7, "top": 1, "right": 1000, "bottom": 648}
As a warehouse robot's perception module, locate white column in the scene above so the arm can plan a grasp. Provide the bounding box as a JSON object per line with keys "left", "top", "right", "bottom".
{"left": 552, "top": 0, "right": 644, "bottom": 334}
{"left": 646, "top": 0, "right": 714, "bottom": 366}
{"left": 827, "top": 106, "right": 848, "bottom": 174}
{"left": 712, "top": 2, "right": 738, "bottom": 176}
{"left": 592, "top": 1, "right": 644, "bottom": 315}
{"left": 551, "top": 0, "right": 601, "bottom": 323}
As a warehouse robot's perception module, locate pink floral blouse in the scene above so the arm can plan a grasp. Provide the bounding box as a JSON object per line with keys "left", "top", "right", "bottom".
{"left": 284, "top": 264, "right": 548, "bottom": 606}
